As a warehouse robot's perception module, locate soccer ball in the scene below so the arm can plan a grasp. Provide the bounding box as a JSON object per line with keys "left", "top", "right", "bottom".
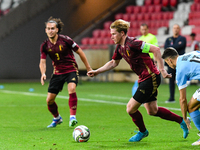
{"left": 73, "top": 125, "right": 90, "bottom": 142}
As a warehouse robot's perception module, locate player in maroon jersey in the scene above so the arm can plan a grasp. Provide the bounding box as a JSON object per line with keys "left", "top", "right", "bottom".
{"left": 39, "top": 17, "right": 92, "bottom": 128}
{"left": 87, "top": 19, "right": 190, "bottom": 142}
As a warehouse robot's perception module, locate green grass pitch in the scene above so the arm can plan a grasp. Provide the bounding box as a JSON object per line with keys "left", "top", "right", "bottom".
{"left": 0, "top": 81, "right": 199, "bottom": 150}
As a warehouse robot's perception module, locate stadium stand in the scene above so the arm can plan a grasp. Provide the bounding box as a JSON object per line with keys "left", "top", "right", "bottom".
{"left": 79, "top": 0, "right": 200, "bottom": 51}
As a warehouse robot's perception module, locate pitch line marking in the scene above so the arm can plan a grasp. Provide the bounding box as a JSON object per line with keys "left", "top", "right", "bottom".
{"left": 0, "top": 90, "right": 181, "bottom": 111}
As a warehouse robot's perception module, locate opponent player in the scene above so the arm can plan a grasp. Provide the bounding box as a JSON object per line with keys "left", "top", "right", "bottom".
{"left": 162, "top": 47, "right": 200, "bottom": 146}
{"left": 87, "top": 19, "right": 189, "bottom": 142}
{"left": 39, "top": 17, "right": 92, "bottom": 128}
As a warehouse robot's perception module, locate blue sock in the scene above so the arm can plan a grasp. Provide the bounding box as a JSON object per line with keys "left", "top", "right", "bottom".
{"left": 189, "top": 110, "right": 200, "bottom": 131}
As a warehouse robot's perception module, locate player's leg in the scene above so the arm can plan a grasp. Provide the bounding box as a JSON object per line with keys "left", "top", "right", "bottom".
{"left": 46, "top": 74, "right": 64, "bottom": 128}
{"left": 188, "top": 91, "right": 200, "bottom": 145}
{"left": 46, "top": 92, "right": 63, "bottom": 128}
{"left": 66, "top": 71, "right": 79, "bottom": 127}
{"left": 127, "top": 97, "right": 149, "bottom": 142}
{"left": 68, "top": 82, "right": 78, "bottom": 127}
{"left": 144, "top": 100, "right": 189, "bottom": 138}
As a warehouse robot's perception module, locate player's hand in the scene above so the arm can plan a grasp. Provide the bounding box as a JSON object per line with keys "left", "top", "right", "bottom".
{"left": 87, "top": 70, "right": 98, "bottom": 77}
{"left": 160, "top": 69, "right": 172, "bottom": 78}
{"left": 41, "top": 74, "right": 46, "bottom": 85}
{"left": 184, "top": 118, "right": 192, "bottom": 131}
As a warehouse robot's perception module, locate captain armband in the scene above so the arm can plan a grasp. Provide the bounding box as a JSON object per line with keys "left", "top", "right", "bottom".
{"left": 141, "top": 43, "right": 150, "bottom": 53}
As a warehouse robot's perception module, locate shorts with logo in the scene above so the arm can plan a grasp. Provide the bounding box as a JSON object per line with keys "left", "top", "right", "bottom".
{"left": 48, "top": 71, "right": 78, "bottom": 94}
{"left": 133, "top": 73, "right": 161, "bottom": 104}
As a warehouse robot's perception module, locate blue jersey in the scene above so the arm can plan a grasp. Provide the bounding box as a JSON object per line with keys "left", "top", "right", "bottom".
{"left": 176, "top": 51, "right": 200, "bottom": 90}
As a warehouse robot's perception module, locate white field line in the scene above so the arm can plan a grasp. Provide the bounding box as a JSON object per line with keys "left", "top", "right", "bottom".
{"left": 0, "top": 90, "right": 181, "bottom": 111}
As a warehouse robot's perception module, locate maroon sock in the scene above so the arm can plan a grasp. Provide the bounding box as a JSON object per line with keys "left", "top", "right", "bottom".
{"left": 154, "top": 107, "right": 182, "bottom": 124}
{"left": 129, "top": 110, "right": 146, "bottom": 132}
{"left": 69, "top": 93, "right": 77, "bottom": 115}
{"left": 48, "top": 102, "right": 59, "bottom": 118}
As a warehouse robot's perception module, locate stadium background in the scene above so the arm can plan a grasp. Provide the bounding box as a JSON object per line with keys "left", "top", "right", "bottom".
{"left": 0, "top": 0, "right": 197, "bottom": 81}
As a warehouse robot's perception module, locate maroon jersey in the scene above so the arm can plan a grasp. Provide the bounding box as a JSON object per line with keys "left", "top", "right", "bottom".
{"left": 40, "top": 34, "right": 79, "bottom": 75}
{"left": 112, "top": 36, "right": 160, "bottom": 83}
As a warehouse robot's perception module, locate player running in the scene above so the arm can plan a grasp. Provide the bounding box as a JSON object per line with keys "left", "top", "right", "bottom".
{"left": 39, "top": 17, "right": 92, "bottom": 128}
{"left": 162, "top": 47, "right": 200, "bottom": 146}
{"left": 87, "top": 19, "right": 189, "bottom": 142}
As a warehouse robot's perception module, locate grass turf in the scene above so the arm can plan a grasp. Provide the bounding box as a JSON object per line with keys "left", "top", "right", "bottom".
{"left": 0, "top": 81, "right": 199, "bottom": 150}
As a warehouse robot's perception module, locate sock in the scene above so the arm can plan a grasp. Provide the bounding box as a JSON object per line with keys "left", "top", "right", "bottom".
{"left": 70, "top": 115, "right": 76, "bottom": 119}
{"left": 189, "top": 110, "right": 200, "bottom": 131}
{"left": 129, "top": 110, "right": 146, "bottom": 132}
{"left": 154, "top": 107, "right": 182, "bottom": 124}
{"left": 48, "top": 102, "right": 59, "bottom": 118}
{"left": 69, "top": 93, "right": 78, "bottom": 115}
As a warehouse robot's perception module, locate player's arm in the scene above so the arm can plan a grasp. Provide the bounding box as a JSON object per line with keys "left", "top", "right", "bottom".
{"left": 75, "top": 48, "right": 92, "bottom": 72}
{"left": 179, "top": 88, "right": 191, "bottom": 130}
{"left": 87, "top": 59, "right": 120, "bottom": 77}
{"left": 39, "top": 59, "right": 47, "bottom": 85}
{"left": 144, "top": 44, "right": 171, "bottom": 78}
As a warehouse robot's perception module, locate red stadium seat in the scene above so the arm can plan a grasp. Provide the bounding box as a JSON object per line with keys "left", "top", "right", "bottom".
{"left": 170, "top": 0, "right": 177, "bottom": 7}
{"left": 100, "top": 30, "right": 110, "bottom": 38}
{"left": 147, "top": 5, "right": 154, "bottom": 13}
{"left": 155, "top": 5, "right": 161, "bottom": 12}
{"left": 153, "top": 0, "right": 161, "bottom": 5}
{"left": 115, "top": 13, "right": 123, "bottom": 20}
{"left": 192, "top": 27, "right": 200, "bottom": 34}
{"left": 190, "top": 4, "right": 196, "bottom": 12}
{"left": 144, "top": 0, "right": 152, "bottom": 5}
{"left": 151, "top": 13, "right": 157, "bottom": 20}
{"left": 102, "top": 38, "right": 113, "bottom": 45}
{"left": 137, "top": 14, "right": 144, "bottom": 21}
{"left": 92, "top": 29, "right": 101, "bottom": 38}
{"left": 103, "top": 21, "right": 112, "bottom": 30}
{"left": 122, "top": 14, "right": 130, "bottom": 21}
{"left": 149, "top": 28, "right": 157, "bottom": 35}
{"left": 88, "top": 38, "right": 96, "bottom": 45}
{"left": 130, "top": 21, "right": 139, "bottom": 28}
{"left": 133, "top": 6, "right": 141, "bottom": 13}
{"left": 144, "top": 14, "right": 151, "bottom": 20}
{"left": 126, "top": 5, "right": 134, "bottom": 14}
{"left": 155, "top": 13, "right": 162, "bottom": 20}
{"left": 130, "top": 14, "right": 137, "bottom": 21}
{"left": 141, "top": 6, "right": 148, "bottom": 13}
{"left": 81, "top": 37, "right": 90, "bottom": 45}
{"left": 95, "top": 38, "right": 103, "bottom": 45}
{"left": 162, "top": 0, "right": 169, "bottom": 7}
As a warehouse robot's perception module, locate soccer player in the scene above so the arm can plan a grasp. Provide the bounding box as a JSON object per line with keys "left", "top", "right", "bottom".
{"left": 139, "top": 23, "right": 158, "bottom": 60}
{"left": 164, "top": 24, "right": 186, "bottom": 103}
{"left": 162, "top": 47, "right": 200, "bottom": 146}
{"left": 87, "top": 19, "right": 189, "bottom": 142}
{"left": 39, "top": 17, "right": 92, "bottom": 128}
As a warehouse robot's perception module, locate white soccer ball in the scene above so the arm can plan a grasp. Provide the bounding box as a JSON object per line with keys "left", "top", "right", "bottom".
{"left": 73, "top": 125, "right": 90, "bottom": 142}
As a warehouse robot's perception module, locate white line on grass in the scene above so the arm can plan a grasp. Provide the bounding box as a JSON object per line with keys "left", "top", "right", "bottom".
{"left": 0, "top": 90, "right": 181, "bottom": 111}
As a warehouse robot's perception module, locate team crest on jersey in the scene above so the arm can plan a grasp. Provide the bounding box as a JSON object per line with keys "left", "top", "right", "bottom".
{"left": 59, "top": 45, "right": 63, "bottom": 51}
{"left": 48, "top": 49, "right": 52, "bottom": 52}
{"left": 126, "top": 49, "right": 130, "bottom": 56}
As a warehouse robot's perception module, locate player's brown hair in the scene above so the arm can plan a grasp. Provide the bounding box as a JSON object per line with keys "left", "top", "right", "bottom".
{"left": 45, "top": 16, "right": 64, "bottom": 33}
{"left": 110, "top": 19, "right": 130, "bottom": 35}
{"left": 162, "top": 47, "right": 178, "bottom": 59}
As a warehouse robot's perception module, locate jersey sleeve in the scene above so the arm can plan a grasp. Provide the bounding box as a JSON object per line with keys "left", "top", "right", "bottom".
{"left": 63, "top": 35, "right": 79, "bottom": 52}
{"left": 176, "top": 63, "right": 188, "bottom": 90}
{"left": 40, "top": 43, "right": 47, "bottom": 59}
{"left": 112, "top": 45, "right": 122, "bottom": 60}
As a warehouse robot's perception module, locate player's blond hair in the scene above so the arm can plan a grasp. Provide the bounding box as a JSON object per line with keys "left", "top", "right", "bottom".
{"left": 110, "top": 19, "right": 130, "bottom": 35}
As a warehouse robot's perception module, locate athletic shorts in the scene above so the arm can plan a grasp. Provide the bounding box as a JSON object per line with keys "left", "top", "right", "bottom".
{"left": 193, "top": 88, "right": 200, "bottom": 101}
{"left": 133, "top": 73, "right": 161, "bottom": 104}
{"left": 48, "top": 71, "right": 79, "bottom": 94}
